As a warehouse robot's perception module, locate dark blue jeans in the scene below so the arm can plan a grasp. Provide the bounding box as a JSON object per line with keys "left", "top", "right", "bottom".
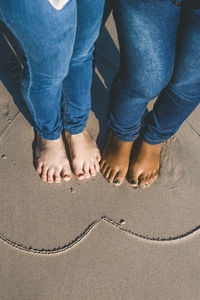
{"left": 109, "top": 0, "right": 200, "bottom": 144}
{"left": 0, "top": 0, "right": 105, "bottom": 140}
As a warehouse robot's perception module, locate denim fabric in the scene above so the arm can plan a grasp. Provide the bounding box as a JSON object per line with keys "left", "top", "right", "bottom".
{"left": 109, "top": 0, "right": 200, "bottom": 143}
{"left": 141, "top": 8, "right": 200, "bottom": 144}
{"left": 62, "top": 0, "right": 106, "bottom": 134}
{"left": 0, "top": 0, "right": 105, "bottom": 140}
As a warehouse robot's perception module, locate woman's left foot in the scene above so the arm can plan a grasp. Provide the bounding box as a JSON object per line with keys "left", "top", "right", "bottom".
{"left": 100, "top": 131, "right": 133, "bottom": 185}
{"left": 65, "top": 129, "right": 101, "bottom": 180}
{"left": 35, "top": 134, "right": 72, "bottom": 183}
{"left": 128, "top": 140, "right": 162, "bottom": 188}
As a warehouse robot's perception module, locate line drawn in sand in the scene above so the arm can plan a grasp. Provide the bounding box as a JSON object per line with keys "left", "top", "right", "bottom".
{"left": 0, "top": 216, "right": 199, "bottom": 255}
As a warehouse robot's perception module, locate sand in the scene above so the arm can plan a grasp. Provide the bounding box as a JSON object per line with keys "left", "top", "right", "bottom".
{"left": 0, "top": 6, "right": 200, "bottom": 300}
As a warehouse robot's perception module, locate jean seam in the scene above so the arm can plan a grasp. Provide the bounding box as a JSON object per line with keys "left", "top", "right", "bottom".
{"left": 112, "top": 132, "right": 138, "bottom": 142}
{"left": 62, "top": 83, "right": 68, "bottom": 122}
{"left": 37, "top": 131, "right": 62, "bottom": 140}
{"left": 141, "top": 133, "right": 164, "bottom": 144}
{"left": 63, "top": 124, "right": 86, "bottom": 135}
{"left": 108, "top": 124, "right": 139, "bottom": 142}
{"left": 24, "top": 59, "right": 43, "bottom": 134}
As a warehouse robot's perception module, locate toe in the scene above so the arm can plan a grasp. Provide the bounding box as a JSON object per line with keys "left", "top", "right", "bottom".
{"left": 113, "top": 171, "right": 125, "bottom": 186}
{"left": 54, "top": 169, "right": 61, "bottom": 183}
{"left": 149, "top": 173, "right": 155, "bottom": 184}
{"left": 101, "top": 163, "right": 109, "bottom": 175}
{"left": 83, "top": 162, "right": 90, "bottom": 179}
{"left": 96, "top": 152, "right": 101, "bottom": 163}
{"left": 128, "top": 163, "right": 141, "bottom": 188}
{"left": 129, "top": 175, "right": 138, "bottom": 188}
{"left": 108, "top": 170, "right": 116, "bottom": 183}
{"left": 139, "top": 175, "right": 146, "bottom": 188}
{"left": 77, "top": 173, "right": 84, "bottom": 180}
{"left": 99, "top": 159, "right": 105, "bottom": 169}
{"left": 94, "top": 161, "right": 100, "bottom": 173}
{"left": 89, "top": 164, "right": 97, "bottom": 177}
{"left": 47, "top": 167, "right": 54, "bottom": 183}
{"left": 41, "top": 166, "right": 48, "bottom": 182}
{"left": 73, "top": 161, "right": 84, "bottom": 180}
{"left": 75, "top": 169, "right": 85, "bottom": 180}
{"left": 61, "top": 166, "right": 71, "bottom": 182}
{"left": 144, "top": 175, "right": 151, "bottom": 188}
{"left": 36, "top": 161, "right": 43, "bottom": 174}
{"left": 104, "top": 167, "right": 112, "bottom": 182}
{"left": 152, "top": 170, "right": 159, "bottom": 182}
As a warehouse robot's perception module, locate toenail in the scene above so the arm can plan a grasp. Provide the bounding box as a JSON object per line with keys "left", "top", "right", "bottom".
{"left": 140, "top": 185, "right": 145, "bottom": 188}
{"left": 107, "top": 179, "right": 111, "bottom": 183}
{"left": 114, "top": 180, "right": 120, "bottom": 184}
{"left": 131, "top": 180, "right": 137, "bottom": 185}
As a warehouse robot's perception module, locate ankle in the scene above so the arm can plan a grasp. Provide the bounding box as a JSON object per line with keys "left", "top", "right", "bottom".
{"left": 142, "top": 140, "right": 162, "bottom": 150}
{"left": 109, "top": 132, "right": 133, "bottom": 148}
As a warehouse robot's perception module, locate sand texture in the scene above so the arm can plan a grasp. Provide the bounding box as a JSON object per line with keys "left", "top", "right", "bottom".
{"left": 0, "top": 7, "right": 200, "bottom": 300}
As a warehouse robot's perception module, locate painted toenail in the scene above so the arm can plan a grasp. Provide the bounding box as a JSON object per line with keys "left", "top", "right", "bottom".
{"left": 131, "top": 180, "right": 137, "bottom": 185}
{"left": 114, "top": 180, "right": 120, "bottom": 184}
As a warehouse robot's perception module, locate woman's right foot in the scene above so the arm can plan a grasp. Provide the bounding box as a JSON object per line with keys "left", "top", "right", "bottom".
{"left": 35, "top": 134, "right": 72, "bottom": 183}
{"left": 128, "top": 139, "right": 162, "bottom": 188}
{"left": 64, "top": 128, "right": 101, "bottom": 180}
{"left": 100, "top": 131, "right": 133, "bottom": 185}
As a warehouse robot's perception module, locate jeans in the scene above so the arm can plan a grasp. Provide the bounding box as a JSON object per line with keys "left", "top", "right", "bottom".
{"left": 0, "top": 0, "right": 105, "bottom": 140}
{"left": 109, "top": 0, "right": 200, "bottom": 144}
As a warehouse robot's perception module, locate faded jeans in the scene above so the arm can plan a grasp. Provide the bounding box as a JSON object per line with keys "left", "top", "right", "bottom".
{"left": 109, "top": 0, "right": 200, "bottom": 144}
{"left": 0, "top": 0, "right": 105, "bottom": 139}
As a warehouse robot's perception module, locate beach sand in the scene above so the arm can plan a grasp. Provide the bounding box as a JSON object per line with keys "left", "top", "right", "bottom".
{"left": 0, "top": 7, "right": 200, "bottom": 300}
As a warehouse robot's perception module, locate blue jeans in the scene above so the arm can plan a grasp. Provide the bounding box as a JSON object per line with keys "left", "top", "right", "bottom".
{"left": 109, "top": 0, "right": 200, "bottom": 144}
{"left": 0, "top": 0, "right": 105, "bottom": 140}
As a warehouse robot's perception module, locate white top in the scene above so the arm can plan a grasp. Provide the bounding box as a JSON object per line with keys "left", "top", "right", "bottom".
{"left": 48, "top": 0, "right": 70, "bottom": 10}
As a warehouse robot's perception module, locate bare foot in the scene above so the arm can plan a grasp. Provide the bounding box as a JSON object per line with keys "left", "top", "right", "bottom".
{"left": 65, "top": 128, "right": 101, "bottom": 180}
{"left": 100, "top": 131, "right": 133, "bottom": 185}
{"left": 128, "top": 139, "right": 162, "bottom": 188}
{"left": 35, "top": 134, "right": 72, "bottom": 183}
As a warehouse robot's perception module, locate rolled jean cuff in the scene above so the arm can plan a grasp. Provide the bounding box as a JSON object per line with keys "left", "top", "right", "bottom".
{"left": 35, "top": 128, "right": 62, "bottom": 140}
{"left": 141, "top": 133, "right": 165, "bottom": 145}
{"left": 108, "top": 123, "right": 138, "bottom": 142}
{"left": 63, "top": 123, "right": 86, "bottom": 135}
